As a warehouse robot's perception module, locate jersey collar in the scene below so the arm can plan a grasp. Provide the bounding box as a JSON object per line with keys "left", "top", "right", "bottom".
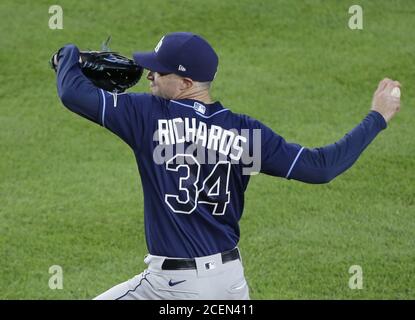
{"left": 169, "top": 99, "right": 229, "bottom": 119}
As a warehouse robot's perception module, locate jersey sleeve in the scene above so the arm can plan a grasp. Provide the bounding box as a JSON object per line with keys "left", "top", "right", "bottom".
{"left": 97, "top": 91, "right": 154, "bottom": 150}
{"left": 243, "top": 116, "right": 303, "bottom": 178}
{"left": 288, "top": 111, "right": 387, "bottom": 183}
{"left": 247, "top": 110, "right": 387, "bottom": 183}
{"left": 258, "top": 122, "right": 303, "bottom": 177}
{"left": 55, "top": 44, "right": 153, "bottom": 150}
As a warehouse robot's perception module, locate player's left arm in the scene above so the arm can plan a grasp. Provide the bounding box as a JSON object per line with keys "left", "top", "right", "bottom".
{"left": 55, "top": 44, "right": 101, "bottom": 124}
{"left": 54, "top": 44, "right": 149, "bottom": 149}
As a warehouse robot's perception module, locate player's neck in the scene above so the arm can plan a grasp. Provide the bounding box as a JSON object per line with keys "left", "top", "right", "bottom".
{"left": 174, "top": 89, "right": 213, "bottom": 104}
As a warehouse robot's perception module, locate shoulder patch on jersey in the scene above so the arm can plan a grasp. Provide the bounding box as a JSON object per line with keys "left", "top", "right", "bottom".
{"left": 193, "top": 102, "right": 206, "bottom": 114}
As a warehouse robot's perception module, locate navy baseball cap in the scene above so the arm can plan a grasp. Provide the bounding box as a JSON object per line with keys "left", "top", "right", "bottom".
{"left": 133, "top": 32, "right": 218, "bottom": 82}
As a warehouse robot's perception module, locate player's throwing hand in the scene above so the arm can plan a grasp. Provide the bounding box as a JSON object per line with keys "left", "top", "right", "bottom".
{"left": 371, "top": 78, "right": 402, "bottom": 123}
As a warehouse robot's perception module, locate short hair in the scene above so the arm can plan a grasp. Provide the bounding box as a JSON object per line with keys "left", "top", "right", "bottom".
{"left": 194, "top": 81, "right": 211, "bottom": 90}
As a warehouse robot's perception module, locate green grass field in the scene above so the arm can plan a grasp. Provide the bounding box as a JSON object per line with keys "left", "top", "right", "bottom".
{"left": 1, "top": 0, "right": 414, "bottom": 299}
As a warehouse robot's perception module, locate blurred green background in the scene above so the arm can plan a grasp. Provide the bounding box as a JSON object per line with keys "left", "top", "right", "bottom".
{"left": 0, "top": 0, "right": 414, "bottom": 299}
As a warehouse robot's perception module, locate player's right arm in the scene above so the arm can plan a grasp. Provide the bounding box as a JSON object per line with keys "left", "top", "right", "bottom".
{"left": 257, "top": 78, "right": 401, "bottom": 184}
{"left": 286, "top": 110, "right": 387, "bottom": 183}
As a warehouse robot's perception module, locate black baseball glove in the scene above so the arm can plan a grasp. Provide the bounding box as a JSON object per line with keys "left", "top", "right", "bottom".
{"left": 79, "top": 51, "right": 143, "bottom": 93}
{"left": 50, "top": 49, "right": 143, "bottom": 93}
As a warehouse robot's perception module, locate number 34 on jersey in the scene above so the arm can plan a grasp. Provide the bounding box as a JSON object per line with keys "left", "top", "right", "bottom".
{"left": 164, "top": 154, "right": 231, "bottom": 216}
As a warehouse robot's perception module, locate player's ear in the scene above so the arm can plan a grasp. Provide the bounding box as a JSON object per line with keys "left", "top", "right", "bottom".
{"left": 180, "top": 77, "right": 193, "bottom": 90}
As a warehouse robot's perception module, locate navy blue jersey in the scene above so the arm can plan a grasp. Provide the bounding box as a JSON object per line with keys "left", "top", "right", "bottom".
{"left": 56, "top": 45, "right": 387, "bottom": 258}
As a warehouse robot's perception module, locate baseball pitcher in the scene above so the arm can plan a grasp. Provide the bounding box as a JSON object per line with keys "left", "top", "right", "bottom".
{"left": 51, "top": 32, "right": 401, "bottom": 300}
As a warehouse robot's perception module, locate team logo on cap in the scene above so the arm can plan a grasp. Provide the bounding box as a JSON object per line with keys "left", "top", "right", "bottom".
{"left": 154, "top": 36, "right": 164, "bottom": 53}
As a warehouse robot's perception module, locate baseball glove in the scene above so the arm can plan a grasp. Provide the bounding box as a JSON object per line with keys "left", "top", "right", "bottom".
{"left": 50, "top": 49, "right": 143, "bottom": 93}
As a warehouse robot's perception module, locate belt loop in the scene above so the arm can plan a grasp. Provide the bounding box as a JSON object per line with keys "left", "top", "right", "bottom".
{"left": 144, "top": 254, "right": 151, "bottom": 265}
{"left": 236, "top": 247, "right": 242, "bottom": 263}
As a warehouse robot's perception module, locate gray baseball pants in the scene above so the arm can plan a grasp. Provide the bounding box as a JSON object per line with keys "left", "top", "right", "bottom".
{"left": 94, "top": 248, "right": 250, "bottom": 300}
